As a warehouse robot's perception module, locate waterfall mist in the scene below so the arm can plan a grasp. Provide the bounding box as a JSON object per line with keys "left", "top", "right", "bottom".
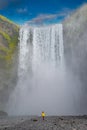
{"left": 7, "top": 24, "right": 82, "bottom": 116}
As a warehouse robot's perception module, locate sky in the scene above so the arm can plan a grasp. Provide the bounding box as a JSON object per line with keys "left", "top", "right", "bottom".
{"left": 0, "top": 0, "right": 87, "bottom": 25}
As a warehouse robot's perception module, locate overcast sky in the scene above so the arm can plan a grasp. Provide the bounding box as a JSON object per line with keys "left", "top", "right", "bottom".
{"left": 0, "top": 0, "right": 87, "bottom": 25}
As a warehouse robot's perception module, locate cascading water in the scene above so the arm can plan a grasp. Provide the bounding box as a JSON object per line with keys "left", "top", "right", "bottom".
{"left": 32, "top": 24, "right": 64, "bottom": 66}
{"left": 7, "top": 23, "right": 81, "bottom": 116}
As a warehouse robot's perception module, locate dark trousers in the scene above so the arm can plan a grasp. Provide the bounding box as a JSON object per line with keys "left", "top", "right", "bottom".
{"left": 42, "top": 116, "right": 44, "bottom": 120}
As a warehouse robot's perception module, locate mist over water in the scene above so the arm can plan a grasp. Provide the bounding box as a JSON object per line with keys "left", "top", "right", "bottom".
{"left": 7, "top": 24, "right": 82, "bottom": 116}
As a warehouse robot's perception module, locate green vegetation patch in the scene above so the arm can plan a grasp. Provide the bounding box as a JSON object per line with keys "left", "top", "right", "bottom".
{"left": 0, "top": 31, "right": 11, "bottom": 44}
{"left": 0, "top": 15, "right": 19, "bottom": 66}
{"left": 0, "top": 31, "right": 19, "bottom": 64}
{"left": 0, "top": 15, "right": 19, "bottom": 29}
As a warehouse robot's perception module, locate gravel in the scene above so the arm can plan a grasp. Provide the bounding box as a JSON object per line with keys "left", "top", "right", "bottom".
{"left": 0, "top": 116, "right": 87, "bottom": 130}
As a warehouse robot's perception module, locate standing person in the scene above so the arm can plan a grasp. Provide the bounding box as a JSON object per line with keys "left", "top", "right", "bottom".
{"left": 41, "top": 111, "right": 46, "bottom": 120}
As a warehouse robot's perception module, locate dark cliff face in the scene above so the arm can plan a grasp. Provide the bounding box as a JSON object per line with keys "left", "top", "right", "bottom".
{"left": 0, "top": 15, "right": 19, "bottom": 109}
{"left": 63, "top": 4, "right": 87, "bottom": 112}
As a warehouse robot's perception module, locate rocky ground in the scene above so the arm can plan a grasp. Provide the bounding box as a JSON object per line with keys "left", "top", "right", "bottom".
{"left": 0, "top": 116, "right": 87, "bottom": 130}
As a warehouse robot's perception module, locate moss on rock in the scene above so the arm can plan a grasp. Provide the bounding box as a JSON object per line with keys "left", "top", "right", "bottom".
{"left": 0, "top": 15, "right": 19, "bottom": 65}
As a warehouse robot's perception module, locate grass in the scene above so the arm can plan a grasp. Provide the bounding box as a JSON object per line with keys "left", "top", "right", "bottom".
{"left": 0, "top": 15, "right": 19, "bottom": 28}
{"left": 0, "top": 15, "right": 19, "bottom": 65}
{"left": 0, "top": 31, "right": 11, "bottom": 43}
{"left": 0, "top": 31, "right": 18, "bottom": 64}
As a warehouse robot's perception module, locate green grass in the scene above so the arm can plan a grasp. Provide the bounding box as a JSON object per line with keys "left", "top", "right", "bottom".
{"left": 0, "top": 32, "right": 18, "bottom": 64}
{"left": 0, "top": 15, "right": 19, "bottom": 29}
{"left": 0, "top": 31, "right": 11, "bottom": 43}
{"left": 0, "top": 15, "right": 19, "bottom": 65}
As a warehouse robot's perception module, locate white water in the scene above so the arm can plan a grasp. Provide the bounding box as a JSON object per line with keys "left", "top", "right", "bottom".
{"left": 7, "top": 24, "right": 81, "bottom": 116}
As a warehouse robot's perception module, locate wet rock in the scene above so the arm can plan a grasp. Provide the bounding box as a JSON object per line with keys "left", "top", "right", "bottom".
{"left": 31, "top": 118, "right": 38, "bottom": 122}
{"left": 0, "top": 111, "right": 8, "bottom": 116}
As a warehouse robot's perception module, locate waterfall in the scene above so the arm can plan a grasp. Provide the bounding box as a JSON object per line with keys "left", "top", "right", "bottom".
{"left": 32, "top": 24, "right": 64, "bottom": 67}
{"left": 7, "top": 23, "right": 81, "bottom": 116}
{"left": 19, "top": 24, "right": 64, "bottom": 76}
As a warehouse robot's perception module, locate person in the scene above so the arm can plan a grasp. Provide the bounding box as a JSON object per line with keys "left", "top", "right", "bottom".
{"left": 41, "top": 111, "right": 46, "bottom": 120}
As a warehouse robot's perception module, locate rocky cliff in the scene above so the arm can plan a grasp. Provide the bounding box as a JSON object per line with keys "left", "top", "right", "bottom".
{"left": 63, "top": 4, "right": 87, "bottom": 112}
{"left": 0, "top": 15, "right": 19, "bottom": 109}
{"left": 0, "top": 15, "right": 19, "bottom": 62}
{"left": 63, "top": 4, "right": 87, "bottom": 80}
